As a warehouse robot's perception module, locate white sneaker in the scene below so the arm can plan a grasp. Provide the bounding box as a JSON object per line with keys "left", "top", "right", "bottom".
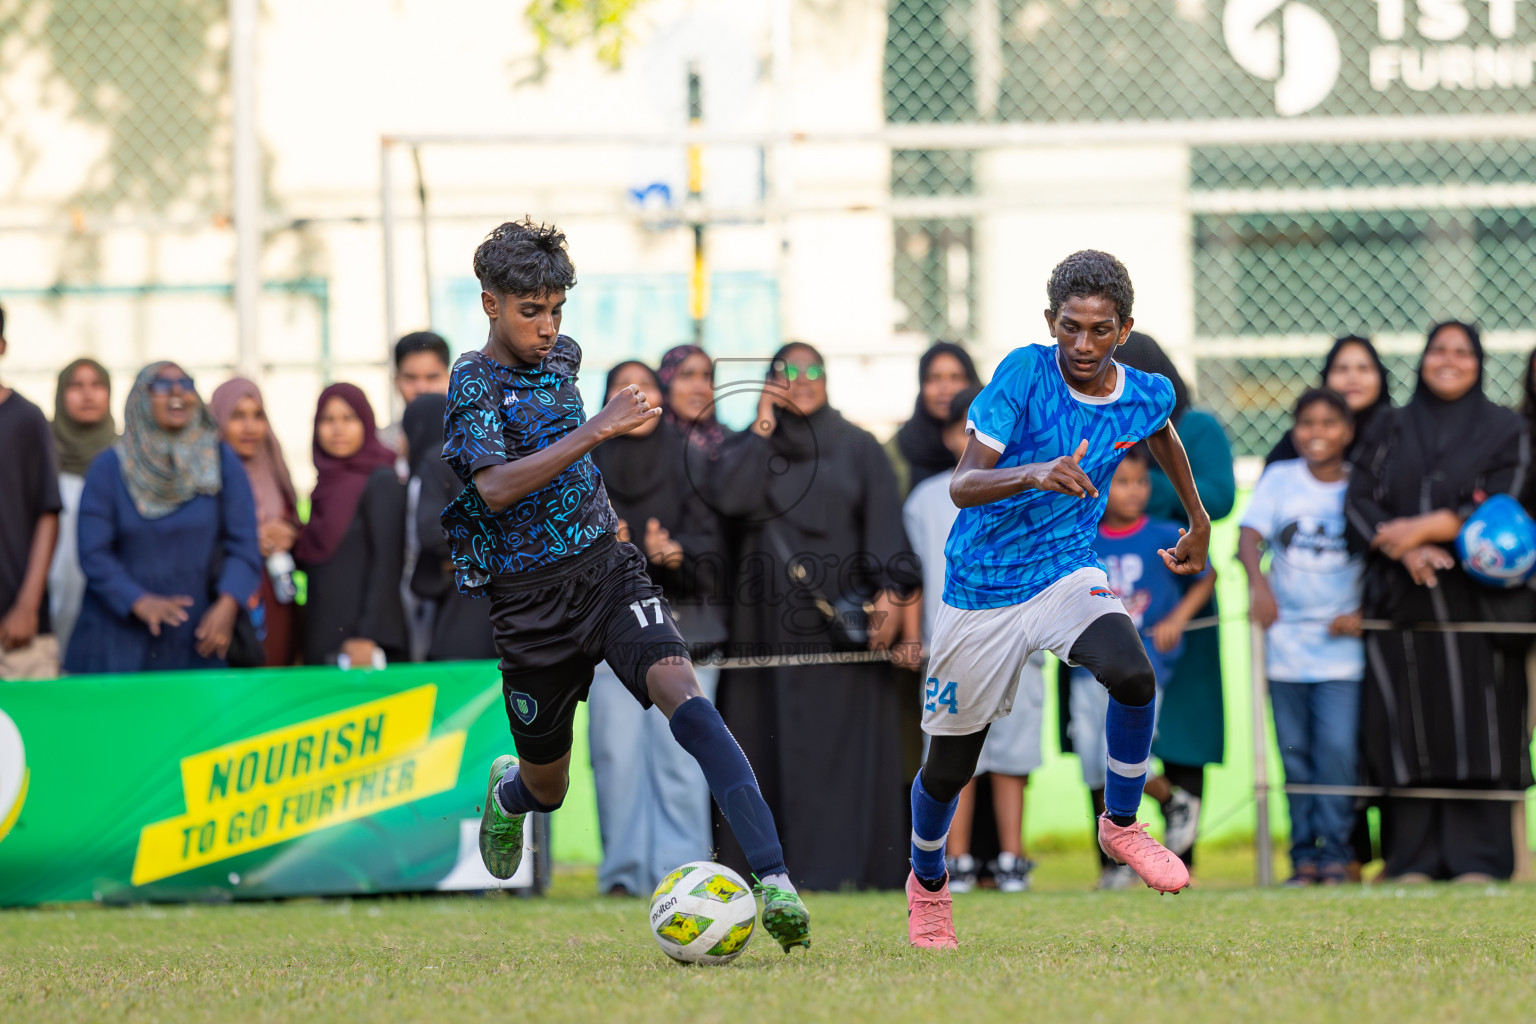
{"left": 1162, "top": 788, "right": 1200, "bottom": 857}
{"left": 945, "top": 853, "right": 978, "bottom": 893}
{"left": 989, "top": 852, "right": 1035, "bottom": 893}
{"left": 1095, "top": 864, "right": 1139, "bottom": 891}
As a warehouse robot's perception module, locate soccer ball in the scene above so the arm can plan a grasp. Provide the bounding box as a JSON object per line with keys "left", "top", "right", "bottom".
{"left": 648, "top": 861, "right": 757, "bottom": 965}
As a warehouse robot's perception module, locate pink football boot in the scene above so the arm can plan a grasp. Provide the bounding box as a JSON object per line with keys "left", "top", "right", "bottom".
{"left": 1098, "top": 814, "right": 1191, "bottom": 894}
{"left": 906, "top": 871, "right": 959, "bottom": 949}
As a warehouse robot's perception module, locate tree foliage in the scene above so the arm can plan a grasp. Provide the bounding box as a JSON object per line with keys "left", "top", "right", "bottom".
{"left": 523, "top": 0, "right": 652, "bottom": 72}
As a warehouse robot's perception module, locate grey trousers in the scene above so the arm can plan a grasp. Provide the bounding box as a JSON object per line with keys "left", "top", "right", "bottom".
{"left": 587, "top": 662, "right": 718, "bottom": 895}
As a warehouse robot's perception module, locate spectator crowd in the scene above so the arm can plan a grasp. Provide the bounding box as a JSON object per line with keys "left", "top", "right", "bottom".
{"left": 1, "top": 298, "right": 1533, "bottom": 891}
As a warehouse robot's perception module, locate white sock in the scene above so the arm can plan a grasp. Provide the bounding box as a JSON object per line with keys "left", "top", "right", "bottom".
{"left": 492, "top": 769, "right": 518, "bottom": 817}
{"left": 760, "top": 872, "right": 795, "bottom": 894}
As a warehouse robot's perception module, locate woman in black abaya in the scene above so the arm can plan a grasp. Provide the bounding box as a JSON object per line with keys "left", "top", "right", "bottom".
{"left": 886, "top": 342, "right": 981, "bottom": 497}
{"left": 709, "top": 342, "right": 921, "bottom": 891}
{"left": 1346, "top": 321, "right": 1532, "bottom": 881}
{"left": 1266, "top": 335, "right": 1394, "bottom": 467}
{"left": 402, "top": 393, "right": 496, "bottom": 661}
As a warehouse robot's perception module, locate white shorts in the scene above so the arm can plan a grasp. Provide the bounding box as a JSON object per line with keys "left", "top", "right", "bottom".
{"left": 975, "top": 651, "right": 1045, "bottom": 776}
{"left": 918, "top": 650, "right": 1044, "bottom": 775}
{"left": 923, "top": 566, "right": 1129, "bottom": 736}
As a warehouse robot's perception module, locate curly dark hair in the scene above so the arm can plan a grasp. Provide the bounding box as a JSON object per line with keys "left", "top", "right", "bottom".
{"left": 1046, "top": 250, "right": 1134, "bottom": 322}
{"left": 473, "top": 218, "right": 577, "bottom": 297}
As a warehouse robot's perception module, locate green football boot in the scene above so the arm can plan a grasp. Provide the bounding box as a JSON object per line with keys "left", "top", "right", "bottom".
{"left": 754, "top": 877, "right": 811, "bottom": 953}
{"left": 478, "top": 754, "right": 525, "bottom": 880}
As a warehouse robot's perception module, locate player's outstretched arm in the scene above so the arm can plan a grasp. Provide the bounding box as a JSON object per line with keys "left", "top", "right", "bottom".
{"left": 1147, "top": 422, "right": 1211, "bottom": 575}
{"left": 473, "top": 384, "right": 661, "bottom": 512}
{"left": 950, "top": 435, "right": 1099, "bottom": 508}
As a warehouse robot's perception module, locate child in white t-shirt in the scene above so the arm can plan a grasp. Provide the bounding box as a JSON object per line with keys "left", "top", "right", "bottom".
{"left": 1239, "top": 388, "right": 1364, "bottom": 886}
{"left": 903, "top": 385, "right": 1041, "bottom": 893}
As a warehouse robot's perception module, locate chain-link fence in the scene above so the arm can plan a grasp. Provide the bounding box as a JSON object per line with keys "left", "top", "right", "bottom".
{"left": 0, "top": 1, "right": 365, "bottom": 487}
{"left": 884, "top": 1, "right": 1536, "bottom": 454}
{"left": 8, "top": 2, "right": 1536, "bottom": 461}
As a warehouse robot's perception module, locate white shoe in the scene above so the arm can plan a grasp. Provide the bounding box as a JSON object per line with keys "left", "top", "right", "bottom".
{"left": 1095, "top": 864, "right": 1139, "bottom": 891}
{"left": 1162, "top": 788, "right": 1200, "bottom": 857}
{"left": 989, "top": 852, "right": 1035, "bottom": 893}
{"left": 945, "top": 853, "right": 978, "bottom": 893}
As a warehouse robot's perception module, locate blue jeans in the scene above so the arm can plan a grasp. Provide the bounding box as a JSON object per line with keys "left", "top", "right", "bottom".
{"left": 588, "top": 663, "right": 717, "bottom": 895}
{"left": 1269, "top": 678, "right": 1361, "bottom": 871}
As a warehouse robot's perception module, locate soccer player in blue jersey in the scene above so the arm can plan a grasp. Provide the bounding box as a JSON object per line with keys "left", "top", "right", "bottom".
{"left": 906, "top": 250, "right": 1210, "bottom": 948}
{"left": 443, "top": 220, "right": 808, "bottom": 952}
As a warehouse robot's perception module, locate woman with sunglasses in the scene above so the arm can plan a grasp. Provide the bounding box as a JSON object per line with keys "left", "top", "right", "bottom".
{"left": 64, "top": 363, "right": 262, "bottom": 674}
{"left": 707, "top": 342, "right": 922, "bottom": 891}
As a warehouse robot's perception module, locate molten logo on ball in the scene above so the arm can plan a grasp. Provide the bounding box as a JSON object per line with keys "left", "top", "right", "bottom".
{"left": 648, "top": 860, "right": 757, "bottom": 965}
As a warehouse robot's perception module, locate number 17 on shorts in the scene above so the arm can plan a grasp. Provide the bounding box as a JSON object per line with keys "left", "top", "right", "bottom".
{"left": 924, "top": 677, "right": 959, "bottom": 716}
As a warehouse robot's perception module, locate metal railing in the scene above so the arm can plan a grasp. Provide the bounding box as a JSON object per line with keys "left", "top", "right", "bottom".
{"left": 1248, "top": 620, "right": 1536, "bottom": 887}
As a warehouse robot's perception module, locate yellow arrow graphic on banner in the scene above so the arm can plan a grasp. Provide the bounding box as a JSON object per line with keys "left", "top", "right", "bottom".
{"left": 131, "top": 685, "right": 464, "bottom": 886}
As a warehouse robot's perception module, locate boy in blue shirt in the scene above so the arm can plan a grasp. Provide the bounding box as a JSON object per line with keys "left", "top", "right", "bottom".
{"left": 906, "top": 251, "right": 1210, "bottom": 949}
{"left": 445, "top": 220, "right": 808, "bottom": 951}
{"left": 1069, "top": 445, "right": 1215, "bottom": 888}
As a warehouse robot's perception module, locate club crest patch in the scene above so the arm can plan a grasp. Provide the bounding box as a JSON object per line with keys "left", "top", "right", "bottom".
{"left": 509, "top": 691, "right": 538, "bottom": 725}
{"left": 1089, "top": 586, "right": 1116, "bottom": 599}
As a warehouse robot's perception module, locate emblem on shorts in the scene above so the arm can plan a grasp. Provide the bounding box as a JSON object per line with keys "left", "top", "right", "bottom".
{"left": 510, "top": 691, "right": 537, "bottom": 725}
{"left": 1089, "top": 586, "right": 1115, "bottom": 599}
{"left": 1113, "top": 441, "right": 1136, "bottom": 449}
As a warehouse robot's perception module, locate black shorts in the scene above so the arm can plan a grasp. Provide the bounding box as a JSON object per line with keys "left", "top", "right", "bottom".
{"left": 486, "top": 534, "right": 690, "bottom": 764}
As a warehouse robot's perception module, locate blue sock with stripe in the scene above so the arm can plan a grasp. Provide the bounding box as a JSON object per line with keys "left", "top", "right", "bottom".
{"left": 1103, "top": 694, "right": 1155, "bottom": 822}
{"left": 910, "top": 773, "right": 959, "bottom": 883}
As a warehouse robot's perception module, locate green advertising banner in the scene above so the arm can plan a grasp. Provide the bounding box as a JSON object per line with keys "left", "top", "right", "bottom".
{"left": 0, "top": 662, "right": 545, "bottom": 907}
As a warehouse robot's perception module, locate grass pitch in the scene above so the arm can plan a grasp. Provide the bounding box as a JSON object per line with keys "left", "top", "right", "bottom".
{"left": 3, "top": 850, "right": 1533, "bottom": 1024}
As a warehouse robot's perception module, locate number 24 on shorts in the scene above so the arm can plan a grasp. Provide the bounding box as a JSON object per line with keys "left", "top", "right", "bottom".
{"left": 925, "top": 677, "right": 959, "bottom": 715}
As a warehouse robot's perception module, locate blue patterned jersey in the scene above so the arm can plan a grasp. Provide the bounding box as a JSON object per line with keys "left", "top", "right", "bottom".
{"left": 440, "top": 337, "right": 617, "bottom": 591}
{"left": 942, "top": 344, "right": 1177, "bottom": 609}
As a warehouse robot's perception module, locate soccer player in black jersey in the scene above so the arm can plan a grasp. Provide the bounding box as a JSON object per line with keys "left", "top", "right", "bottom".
{"left": 443, "top": 219, "right": 808, "bottom": 951}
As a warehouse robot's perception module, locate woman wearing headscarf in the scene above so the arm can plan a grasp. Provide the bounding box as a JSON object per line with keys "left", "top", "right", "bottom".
{"left": 1114, "top": 332, "right": 1236, "bottom": 870}
{"left": 1347, "top": 321, "right": 1532, "bottom": 882}
{"left": 295, "top": 383, "right": 408, "bottom": 667}
{"left": 656, "top": 342, "right": 736, "bottom": 650}
{"left": 64, "top": 363, "right": 261, "bottom": 674}
{"left": 401, "top": 391, "right": 495, "bottom": 662}
{"left": 886, "top": 342, "right": 982, "bottom": 497}
{"left": 657, "top": 344, "right": 728, "bottom": 460}
{"left": 210, "top": 379, "right": 301, "bottom": 667}
{"left": 1266, "top": 335, "right": 1394, "bottom": 467}
{"left": 47, "top": 358, "right": 116, "bottom": 653}
{"left": 584, "top": 358, "right": 727, "bottom": 896}
{"left": 707, "top": 342, "right": 921, "bottom": 891}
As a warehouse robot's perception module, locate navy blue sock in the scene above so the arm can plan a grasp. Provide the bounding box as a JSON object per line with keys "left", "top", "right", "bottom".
{"left": 669, "top": 697, "right": 787, "bottom": 879}
{"left": 494, "top": 767, "right": 562, "bottom": 816}
{"left": 1103, "top": 695, "right": 1155, "bottom": 822}
{"left": 910, "top": 772, "right": 959, "bottom": 884}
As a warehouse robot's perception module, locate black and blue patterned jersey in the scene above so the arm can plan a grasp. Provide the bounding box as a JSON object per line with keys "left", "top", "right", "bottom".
{"left": 439, "top": 337, "right": 617, "bottom": 591}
